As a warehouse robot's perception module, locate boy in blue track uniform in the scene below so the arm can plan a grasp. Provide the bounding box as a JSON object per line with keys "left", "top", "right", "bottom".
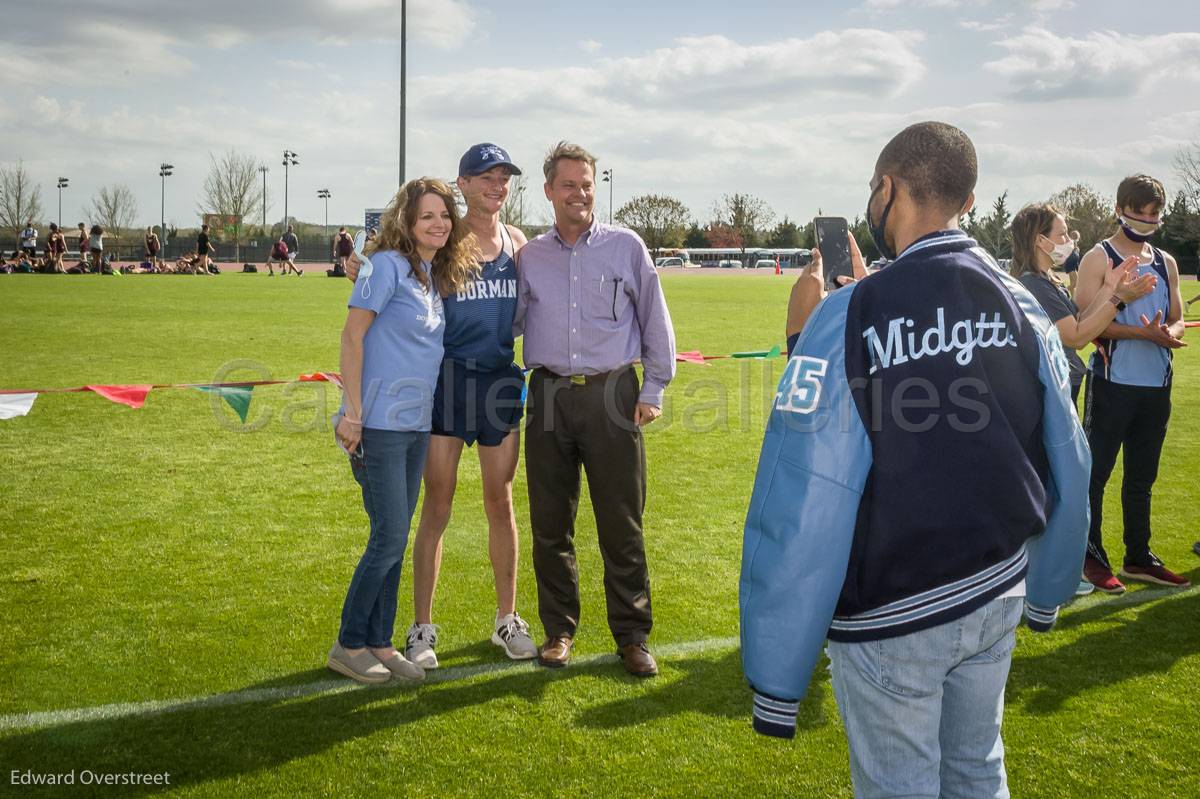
{"left": 1074, "top": 174, "right": 1190, "bottom": 593}
{"left": 740, "top": 122, "right": 1091, "bottom": 799}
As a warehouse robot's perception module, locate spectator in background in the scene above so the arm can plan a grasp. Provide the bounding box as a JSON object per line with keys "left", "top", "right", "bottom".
{"left": 88, "top": 225, "right": 105, "bottom": 274}
{"left": 1011, "top": 205, "right": 1155, "bottom": 406}
{"left": 196, "top": 224, "right": 215, "bottom": 274}
{"left": 265, "top": 235, "right": 289, "bottom": 276}
{"left": 1060, "top": 230, "right": 1082, "bottom": 292}
{"left": 332, "top": 226, "right": 353, "bottom": 277}
{"left": 47, "top": 223, "right": 67, "bottom": 273}
{"left": 281, "top": 224, "right": 302, "bottom": 276}
{"left": 19, "top": 220, "right": 37, "bottom": 259}
{"left": 1010, "top": 202, "right": 1156, "bottom": 598}
{"left": 1075, "top": 174, "right": 1190, "bottom": 592}
{"left": 76, "top": 223, "right": 89, "bottom": 267}
{"left": 145, "top": 227, "right": 162, "bottom": 269}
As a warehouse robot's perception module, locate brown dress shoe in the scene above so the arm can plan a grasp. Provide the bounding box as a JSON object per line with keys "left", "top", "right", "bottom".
{"left": 538, "top": 636, "right": 573, "bottom": 668}
{"left": 618, "top": 642, "right": 658, "bottom": 677}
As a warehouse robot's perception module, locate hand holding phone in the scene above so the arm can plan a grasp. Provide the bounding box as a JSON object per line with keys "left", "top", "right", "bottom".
{"left": 814, "top": 217, "right": 852, "bottom": 290}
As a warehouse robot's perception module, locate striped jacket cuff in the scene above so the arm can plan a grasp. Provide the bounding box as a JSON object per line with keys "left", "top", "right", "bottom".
{"left": 1023, "top": 600, "right": 1060, "bottom": 632}
{"left": 752, "top": 691, "right": 799, "bottom": 739}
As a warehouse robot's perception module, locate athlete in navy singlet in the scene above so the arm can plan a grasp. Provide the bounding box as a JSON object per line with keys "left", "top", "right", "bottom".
{"left": 349, "top": 144, "right": 538, "bottom": 666}
{"left": 1075, "top": 174, "right": 1190, "bottom": 591}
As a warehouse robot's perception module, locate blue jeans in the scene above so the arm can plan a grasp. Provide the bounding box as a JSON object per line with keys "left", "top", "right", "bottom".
{"left": 827, "top": 595, "right": 1023, "bottom": 799}
{"left": 338, "top": 427, "right": 429, "bottom": 649}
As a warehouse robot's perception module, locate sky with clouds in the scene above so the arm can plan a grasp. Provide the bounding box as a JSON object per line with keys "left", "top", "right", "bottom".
{"left": 3, "top": 0, "right": 1199, "bottom": 231}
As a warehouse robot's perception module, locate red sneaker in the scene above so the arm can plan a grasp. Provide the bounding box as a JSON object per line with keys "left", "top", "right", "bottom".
{"left": 1119, "top": 563, "right": 1191, "bottom": 588}
{"left": 1084, "top": 557, "right": 1126, "bottom": 594}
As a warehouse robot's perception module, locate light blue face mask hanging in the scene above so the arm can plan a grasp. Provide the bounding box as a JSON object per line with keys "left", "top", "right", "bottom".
{"left": 353, "top": 230, "right": 375, "bottom": 299}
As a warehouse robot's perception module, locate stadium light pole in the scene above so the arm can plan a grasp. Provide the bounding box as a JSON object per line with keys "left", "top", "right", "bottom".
{"left": 602, "top": 169, "right": 613, "bottom": 224}
{"left": 282, "top": 150, "right": 299, "bottom": 229}
{"left": 258, "top": 164, "right": 269, "bottom": 230}
{"left": 56, "top": 177, "right": 69, "bottom": 227}
{"left": 399, "top": 0, "right": 407, "bottom": 187}
{"left": 158, "top": 163, "right": 173, "bottom": 247}
{"left": 317, "top": 189, "right": 331, "bottom": 260}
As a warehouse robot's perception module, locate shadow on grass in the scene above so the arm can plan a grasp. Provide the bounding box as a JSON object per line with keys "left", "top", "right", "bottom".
{"left": 1008, "top": 586, "right": 1199, "bottom": 715}
{"left": 576, "top": 649, "right": 832, "bottom": 733}
{"left": 0, "top": 647, "right": 791, "bottom": 795}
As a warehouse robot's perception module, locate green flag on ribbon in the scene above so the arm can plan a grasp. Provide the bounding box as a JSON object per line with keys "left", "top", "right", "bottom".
{"left": 195, "top": 385, "right": 254, "bottom": 422}
{"left": 731, "top": 344, "right": 783, "bottom": 359}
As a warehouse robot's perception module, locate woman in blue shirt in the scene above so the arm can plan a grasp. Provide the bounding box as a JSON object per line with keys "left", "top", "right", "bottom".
{"left": 328, "top": 178, "right": 478, "bottom": 684}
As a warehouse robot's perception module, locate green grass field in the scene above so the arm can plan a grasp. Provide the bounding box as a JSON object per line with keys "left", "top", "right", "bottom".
{"left": 1, "top": 272, "right": 1198, "bottom": 797}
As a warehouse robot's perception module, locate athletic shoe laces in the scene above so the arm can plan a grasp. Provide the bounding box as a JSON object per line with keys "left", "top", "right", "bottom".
{"left": 497, "top": 613, "right": 530, "bottom": 642}
{"left": 407, "top": 623, "right": 438, "bottom": 647}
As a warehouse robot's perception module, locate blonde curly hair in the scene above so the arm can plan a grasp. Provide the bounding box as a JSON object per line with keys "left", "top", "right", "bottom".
{"left": 367, "top": 177, "right": 479, "bottom": 295}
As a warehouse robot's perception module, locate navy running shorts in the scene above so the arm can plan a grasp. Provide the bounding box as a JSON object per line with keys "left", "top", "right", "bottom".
{"left": 431, "top": 361, "right": 525, "bottom": 447}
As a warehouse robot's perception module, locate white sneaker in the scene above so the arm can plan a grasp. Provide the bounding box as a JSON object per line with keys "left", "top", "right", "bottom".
{"left": 405, "top": 623, "right": 440, "bottom": 670}
{"left": 375, "top": 650, "right": 425, "bottom": 683}
{"left": 492, "top": 612, "right": 537, "bottom": 660}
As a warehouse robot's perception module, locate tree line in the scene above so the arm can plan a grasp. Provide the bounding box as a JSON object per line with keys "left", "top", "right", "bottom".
{"left": 0, "top": 151, "right": 273, "bottom": 259}
{"left": 7, "top": 140, "right": 1200, "bottom": 269}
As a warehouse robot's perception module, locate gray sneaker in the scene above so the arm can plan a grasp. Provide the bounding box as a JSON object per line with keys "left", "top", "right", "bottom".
{"left": 492, "top": 612, "right": 537, "bottom": 660}
{"left": 327, "top": 643, "right": 391, "bottom": 684}
{"left": 405, "top": 623, "right": 440, "bottom": 670}
{"left": 375, "top": 650, "right": 425, "bottom": 683}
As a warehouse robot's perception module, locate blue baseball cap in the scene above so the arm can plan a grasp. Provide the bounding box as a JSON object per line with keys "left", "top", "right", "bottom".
{"left": 458, "top": 143, "right": 522, "bottom": 177}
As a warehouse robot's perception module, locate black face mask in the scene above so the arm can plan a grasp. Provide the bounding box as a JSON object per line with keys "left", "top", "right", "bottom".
{"left": 866, "top": 179, "right": 896, "bottom": 261}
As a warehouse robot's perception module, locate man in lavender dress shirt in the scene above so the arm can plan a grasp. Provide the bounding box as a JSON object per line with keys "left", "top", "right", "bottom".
{"left": 513, "top": 141, "right": 677, "bottom": 677}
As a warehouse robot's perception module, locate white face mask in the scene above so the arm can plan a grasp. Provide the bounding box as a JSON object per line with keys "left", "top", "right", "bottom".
{"left": 1040, "top": 235, "right": 1075, "bottom": 267}
{"left": 353, "top": 229, "right": 375, "bottom": 298}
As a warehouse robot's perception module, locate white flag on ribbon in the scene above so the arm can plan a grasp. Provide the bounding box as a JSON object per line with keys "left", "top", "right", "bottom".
{"left": 0, "top": 393, "right": 37, "bottom": 420}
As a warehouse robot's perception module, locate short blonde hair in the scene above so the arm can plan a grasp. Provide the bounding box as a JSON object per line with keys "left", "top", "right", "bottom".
{"left": 543, "top": 141, "right": 597, "bottom": 183}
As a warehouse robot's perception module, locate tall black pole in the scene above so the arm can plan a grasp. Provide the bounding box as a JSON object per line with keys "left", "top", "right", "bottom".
{"left": 284, "top": 162, "right": 289, "bottom": 229}
{"left": 58, "top": 186, "right": 63, "bottom": 228}
{"left": 259, "top": 166, "right": 268, "bottom": 229}
{"left": 399, "top": 0, "right": 407, "bottom": 187}
{"left": 160, "top": 174, "right": 165, "bottom": 243}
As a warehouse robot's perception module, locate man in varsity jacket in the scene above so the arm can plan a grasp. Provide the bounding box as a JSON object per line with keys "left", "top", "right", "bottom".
{"left": 740, "top": 122, "right": 1091, "bottom": 799}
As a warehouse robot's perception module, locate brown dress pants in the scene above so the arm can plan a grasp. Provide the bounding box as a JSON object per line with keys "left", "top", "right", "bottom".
{"left": 525, "top": 366, "right": 652, "bottom": 647}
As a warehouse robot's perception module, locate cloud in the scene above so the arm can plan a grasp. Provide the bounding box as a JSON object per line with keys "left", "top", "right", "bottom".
{"left": 863, "top": 0, "right": 963, "bottom": 8}
{"left": 859, "top": 0, "right": 1071, "bottom": 23}
{"left": 580, "top": 39, "right": 603, "bottom": 53}
{"left": 413, "top": 30, "right": 927, "bottom": 120}
{"left": 1, "top": 20, "right": 194, "bottom": 88}
{"left": 274, "top": 60, "right": 331, "bottom": 72}
{"left": 0, "top": 0, "right": 476, "bottom": 77}
{"left": 959, "top": 15, "right": 1012, "bottom": 32}
{"left": 985, "top": 27, "right": 1200, "bottom": 101}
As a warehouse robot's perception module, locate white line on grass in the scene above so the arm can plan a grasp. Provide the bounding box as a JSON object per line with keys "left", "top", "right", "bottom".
{"left": 0, "top": 636, "right": 741, "bottom": 734}
{"left": 3, "top": 582, "right": 1194, "bottom": 735}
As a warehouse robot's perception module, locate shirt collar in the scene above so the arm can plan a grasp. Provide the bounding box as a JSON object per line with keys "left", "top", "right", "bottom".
{"left": 894, "top": 229, "right": 973, "bottom": 261}
{"left": 552, "top": 216, "right": 601, "bottom": 248}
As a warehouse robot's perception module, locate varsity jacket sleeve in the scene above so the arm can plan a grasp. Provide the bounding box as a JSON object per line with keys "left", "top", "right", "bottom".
{"left": 1001, "top": 268, "right": 1092, "bottom": 632}
{"left": 739, "top": 288, "right": 872, "bottom": 739}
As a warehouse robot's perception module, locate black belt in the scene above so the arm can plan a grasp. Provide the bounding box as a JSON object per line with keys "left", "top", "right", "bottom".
{"left": 533, "top": 366, "right": 631, "bottom": 386}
